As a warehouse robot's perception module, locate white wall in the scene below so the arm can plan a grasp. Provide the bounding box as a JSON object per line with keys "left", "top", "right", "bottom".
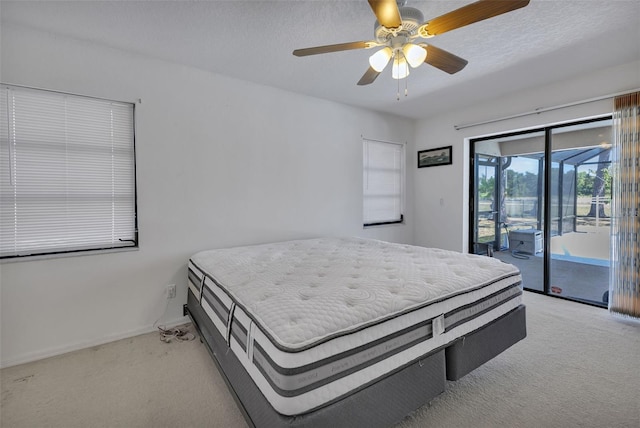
{"left": 413, "top": 60, "right": 640, "bottom": 252}
{"left": 0, "top": 24, "right": 415, "bottom": 367}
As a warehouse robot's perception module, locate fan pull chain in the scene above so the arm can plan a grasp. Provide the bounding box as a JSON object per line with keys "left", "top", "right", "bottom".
{"left": 394, "top": 52, "right": 409, "bottom": 101}
{"left": 396, "top": 54, "right": 400, "bottom": 101}
{"left": 396, "top": 71, "right": 409, "bottom": 100}
{"left": 403, "top": 50, "right": 408, "bottom": 98}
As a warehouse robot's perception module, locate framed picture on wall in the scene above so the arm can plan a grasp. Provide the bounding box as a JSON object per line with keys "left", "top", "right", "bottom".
{"left": 417, "top": 146, "right": 452, "bottom": 168}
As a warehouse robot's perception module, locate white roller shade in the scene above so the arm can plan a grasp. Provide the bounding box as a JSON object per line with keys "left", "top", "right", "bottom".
{"left": 363, "top": 139, "right": 404, "bottom": 225}
{"left": 0, "top": 85, "right": 136, "bottom": 258}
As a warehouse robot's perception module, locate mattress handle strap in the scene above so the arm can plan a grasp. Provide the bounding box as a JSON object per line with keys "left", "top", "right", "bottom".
{"left": 198, "top": 276, "right": 205, "bottom": 304}
{"left": 247, "top": 321, "right": 255, "bottom": 362}
{"left": 226, "top": 302, "right": 236, "bottom": 346}
{"left": 432, "top": 314, "right": 445, "bottom": 336}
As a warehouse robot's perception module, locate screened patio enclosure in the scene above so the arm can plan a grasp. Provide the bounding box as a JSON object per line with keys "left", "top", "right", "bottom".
{"left": 471, "top": 117, "right": 612, "bottom": 307}
{"left": 476, "top": 146, "right": 611, "bottom": 246}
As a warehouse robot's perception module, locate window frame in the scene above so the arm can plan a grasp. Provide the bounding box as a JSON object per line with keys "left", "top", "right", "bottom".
{"left": 0, "top": 84, "right": 138, "bottom": 261}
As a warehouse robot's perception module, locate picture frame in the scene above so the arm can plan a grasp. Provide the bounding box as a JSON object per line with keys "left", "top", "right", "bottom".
{"left": 417, "top": 146, "right": 452, "bottom": 168}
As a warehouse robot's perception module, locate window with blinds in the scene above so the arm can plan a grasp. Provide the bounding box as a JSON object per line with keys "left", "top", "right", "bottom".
{"left": 0, "top": 85, "right": 137, "bottom": 259}
{"left": 363, "top": 139, "right": 404, "bottom": 226}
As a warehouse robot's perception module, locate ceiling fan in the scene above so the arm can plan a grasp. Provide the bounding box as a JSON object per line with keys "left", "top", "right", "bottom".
{"left": 293, "top": 0, "right": 530, "bottom": 86}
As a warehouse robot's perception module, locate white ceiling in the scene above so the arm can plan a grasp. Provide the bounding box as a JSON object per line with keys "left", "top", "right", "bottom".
{"left": 2, "top": 0, "right": 639, "bottom": 119}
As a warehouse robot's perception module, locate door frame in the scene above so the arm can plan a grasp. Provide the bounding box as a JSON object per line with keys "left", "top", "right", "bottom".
{"left": 468, "top": 115, "right": 612, "bottom": 307}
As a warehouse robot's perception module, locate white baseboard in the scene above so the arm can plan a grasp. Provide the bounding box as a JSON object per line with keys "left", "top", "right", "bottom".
{"left": 0, "top": 316, "right": 190, "bottom": 369}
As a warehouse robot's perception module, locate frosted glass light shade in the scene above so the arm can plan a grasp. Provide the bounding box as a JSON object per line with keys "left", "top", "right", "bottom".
{"left": 403, "top": 43, "right": 427, "bottom": 68}
{"left": 392, "top": 56, "right": 410, "bottom": 79}
{"left": 369, "top": 47, "right": 393, "bottom": 72}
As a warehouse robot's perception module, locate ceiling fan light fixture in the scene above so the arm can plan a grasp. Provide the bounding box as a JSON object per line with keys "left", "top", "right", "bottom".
{"left": 369, "top": 47, "right": 393, "bottom": 72}
{"left": 293, "top": 0, "right": 531, "bottom": 93}
{"left": 402, "top": 43, "right": 427, "bottom": 68}
{"left": 391, "top": 55, "right": 410, "bottom": 80}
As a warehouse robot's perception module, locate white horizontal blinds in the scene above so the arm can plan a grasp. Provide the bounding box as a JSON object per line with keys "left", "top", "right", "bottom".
{"left": 363, "top": 139, "right": 403, "bottom": 225}
{"left": 0, "top": 85, "right": 136, "bottom": 257}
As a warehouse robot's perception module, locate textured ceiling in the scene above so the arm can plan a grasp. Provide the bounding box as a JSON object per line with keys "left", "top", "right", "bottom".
{"left": 2, "top": 0, "right": 639, "bottom": 119}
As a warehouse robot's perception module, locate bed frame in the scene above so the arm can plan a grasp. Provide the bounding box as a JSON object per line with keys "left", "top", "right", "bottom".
{"left": 185, "top": 290, "right": 526, "bottom": 428}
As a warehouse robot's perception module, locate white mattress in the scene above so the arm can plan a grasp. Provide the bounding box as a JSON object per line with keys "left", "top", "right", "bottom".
{"left": 189, "top": 237, "right": 522, "bottom": 415}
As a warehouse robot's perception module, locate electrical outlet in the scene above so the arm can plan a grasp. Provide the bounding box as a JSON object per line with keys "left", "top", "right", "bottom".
{"left": 166, "top": 284, "right": 176, "bottom": 299}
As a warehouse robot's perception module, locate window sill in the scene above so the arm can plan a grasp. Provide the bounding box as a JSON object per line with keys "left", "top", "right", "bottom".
{"left": 363, "top": 221, "right": 405, "bottom": 229}
{"left": 1, "top": 246, "right": 139, "bottom": 264}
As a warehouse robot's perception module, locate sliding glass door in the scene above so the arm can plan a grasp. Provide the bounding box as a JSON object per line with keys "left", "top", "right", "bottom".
{"left": 472, "top": 131, "right": 545, "bottom": 292}
{"left": 549, "top": 120, "right": 612, "bottom": 304}
{"left": 470, "top": 117, "right": 612, "bottom": 307}
{"left": 473, "top": 155, "right": 499, "bottom": 253}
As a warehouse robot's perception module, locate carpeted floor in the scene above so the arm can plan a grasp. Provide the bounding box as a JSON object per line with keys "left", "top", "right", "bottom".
{"left": 2, "top": 291, "right": 639, "bottom": 428}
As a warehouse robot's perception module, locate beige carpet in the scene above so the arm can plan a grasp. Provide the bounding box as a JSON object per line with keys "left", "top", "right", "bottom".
{"left": 2, "top": 291, "right": 639, "bottom": 428}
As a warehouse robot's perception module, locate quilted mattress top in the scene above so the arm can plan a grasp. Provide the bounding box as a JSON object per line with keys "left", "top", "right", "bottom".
{"left": 190, "top": 237, "right": 520, "bottom": 350}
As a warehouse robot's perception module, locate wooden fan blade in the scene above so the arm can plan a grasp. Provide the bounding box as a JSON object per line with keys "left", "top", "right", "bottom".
{"left": 357, "top": 66, "right": 381, "bottom": 86}
{"left": 419, "top": 0, "right": 530, "bottom": 37}
{"left": 293, "top": 41, "right": 370, "bottom": 57}
{"left": 420, "top": 44, "right": 468, "bottom": 74}
{"left": 368, "top": 0, "right": 402, "bottom": 29}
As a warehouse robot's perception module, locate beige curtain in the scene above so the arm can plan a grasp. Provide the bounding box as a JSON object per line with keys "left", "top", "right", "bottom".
{"left": 610, "top": 92, "right": 640, "bottom": 319}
